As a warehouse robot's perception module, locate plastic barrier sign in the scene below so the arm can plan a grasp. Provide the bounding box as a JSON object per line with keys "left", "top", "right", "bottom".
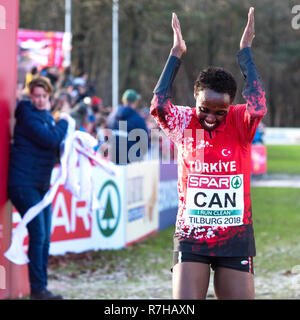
{"left": 12, "top": 164, "right": 127, "bottom": 256}
{"left": 251, "top": 145, "right": 267, "bottom": 175}
{"left": 126, "top": 160, "right": 159, "bottom": 246}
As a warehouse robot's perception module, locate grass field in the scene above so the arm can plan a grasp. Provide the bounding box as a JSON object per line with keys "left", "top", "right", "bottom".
{"left": 266, "top": 145, "right": 300, "bottom": 174}
{"left": 252, "top": 187, "right": 300, "bottom": 272}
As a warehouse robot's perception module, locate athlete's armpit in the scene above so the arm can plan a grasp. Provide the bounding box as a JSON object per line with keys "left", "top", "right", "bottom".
{"left": 150, "top": 93, "right": 171, "bottom": 127}
{"left": 243, "top": 79, "right": 266, "bottom": 119}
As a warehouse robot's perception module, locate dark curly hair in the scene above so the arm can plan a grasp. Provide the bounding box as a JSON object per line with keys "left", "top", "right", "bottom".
{"left": 194, "top": 67, "right": 237, "bottom": 103}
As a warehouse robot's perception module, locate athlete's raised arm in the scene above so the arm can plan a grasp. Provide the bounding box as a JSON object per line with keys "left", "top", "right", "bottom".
{"left": 240, "top": 7, "right": 255, "bottom": 51}
{"left": 170, "top": 12, "right": 187, "bottom": 59}
{"left": 238, "top": 7, "right": 267, "bottom": 119}
{"left": 150, "top": 13, "right": 187, "bottom": 124}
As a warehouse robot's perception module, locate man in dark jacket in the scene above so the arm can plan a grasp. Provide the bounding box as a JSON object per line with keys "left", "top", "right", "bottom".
{"left": 107, "top": 89, "right": 149, "bottom": 164}
{"left": 8, "top": 77, "right": 67, "bottom": 299}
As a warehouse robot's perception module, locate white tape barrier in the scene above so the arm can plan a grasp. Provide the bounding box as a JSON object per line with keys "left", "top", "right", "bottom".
{"left": 4, "top": 114, "right": 114, "bottom": 265}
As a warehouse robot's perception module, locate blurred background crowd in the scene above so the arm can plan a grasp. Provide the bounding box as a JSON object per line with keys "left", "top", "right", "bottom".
{"left": 17, "top": 64, "right": 112, "bottom": 138}
{"left": 16, "top": 63, "right": 172, "bottom": 162}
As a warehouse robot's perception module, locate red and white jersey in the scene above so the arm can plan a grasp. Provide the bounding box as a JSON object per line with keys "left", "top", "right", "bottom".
{"left": 151, "top": 99, "right": 265, "bottom": 256}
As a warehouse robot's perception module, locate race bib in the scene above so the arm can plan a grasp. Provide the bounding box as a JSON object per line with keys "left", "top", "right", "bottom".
{"left": 185, "top": 174, "right": 244, "bottom": 227}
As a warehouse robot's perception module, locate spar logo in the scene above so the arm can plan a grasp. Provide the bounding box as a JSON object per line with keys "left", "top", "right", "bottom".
{"left": 231, "top": 176, "right": 242, "bottom": 189}
{"left": 188, "top": 175, "right": 230, "bottom": 189}
{"left": 96, "top": 180, "right": 121, "bottom": 237}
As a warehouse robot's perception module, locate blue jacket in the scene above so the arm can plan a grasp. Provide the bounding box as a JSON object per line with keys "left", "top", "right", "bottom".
{"left": 8, "top": 99, "right": 68, "bottom": 190}
{"left": 107, "top": 105, "right": 149, "bottom": 164}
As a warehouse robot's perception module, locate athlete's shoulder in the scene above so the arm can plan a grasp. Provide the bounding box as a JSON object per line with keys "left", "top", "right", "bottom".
{"left": 228, "top": 104, "right": 247, "bottom": 113}
{"left": 164, "top": 103, "right": 194, "bottom": 121}
{"left": 158, "top": 103, "right": 196, "bottom": 144}
{"left": 175, "top": 104, "right": 194, "bottom": 117}
{"left": 170, "top": 103, "right": 194, "bottom": 112}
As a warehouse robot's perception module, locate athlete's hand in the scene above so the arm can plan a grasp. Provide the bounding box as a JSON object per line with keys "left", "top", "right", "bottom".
{"left": 240, "top": 7, "right": 255, "bottom": 50}
{"left": 170, "top": 12, "right": 187, "bottom": 58}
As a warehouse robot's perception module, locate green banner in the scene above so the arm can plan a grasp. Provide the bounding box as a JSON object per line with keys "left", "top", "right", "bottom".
{"left": 187, "top": 209, "right": 242, "bottom": 216}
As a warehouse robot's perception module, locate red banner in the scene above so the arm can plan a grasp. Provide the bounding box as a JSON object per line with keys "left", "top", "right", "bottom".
{"left": 12, "top": 186, "right": 92, "bottom": 248}
{"left": 18, "top": 29, "right": 65, "bottom": 68}
{"left": 0, "top": 0, "right": 29, "bottom": 300}
{"left": 251, "top": 144, "right": 267, "bottom": 175}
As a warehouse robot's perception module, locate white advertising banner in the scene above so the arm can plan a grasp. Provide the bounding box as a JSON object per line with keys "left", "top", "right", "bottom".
{"left": 12, "top": 163, "right": 127, "bottom": 255}
{"left": 90, "top": 164, "right": 126, "bottom": 250}
{"left": 12, "top": 160, "right": 162, "bottom": 255}
{"left": 125, "top": 160, "right": 159, "bottom": 246}
{"left": 264, "top": 127, "right": 300, "bottom": 145}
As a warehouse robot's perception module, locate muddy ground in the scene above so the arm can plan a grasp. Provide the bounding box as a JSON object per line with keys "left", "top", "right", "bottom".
{"left": 46, "top": 249, "right": 300, "bottom": 300}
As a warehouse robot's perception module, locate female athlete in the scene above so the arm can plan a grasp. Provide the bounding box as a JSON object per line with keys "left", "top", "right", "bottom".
{"left": 150, "top": 8, "right": 266, "bottom": 299}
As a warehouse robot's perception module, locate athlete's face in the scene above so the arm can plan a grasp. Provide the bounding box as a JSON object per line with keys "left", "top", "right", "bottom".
{"left": 30, "top": 86, "right": 50, "bottom": 111}
{"left": 195, "top": 88, "right": 230, "bottom": 132}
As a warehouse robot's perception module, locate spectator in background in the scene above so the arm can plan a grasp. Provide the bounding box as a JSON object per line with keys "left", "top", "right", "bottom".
{"left": 107, "top": 89, "right": 149, "bottom": 164}
{"left": 91, "top": 96, "right": 103, "bottom": 115}
{"left": 25, "top": 66, "right": 39, "bottom": 89}
{"left": 8, "top": 77, "right": 68, "bottom": 300}
{"left": 84, "top": 96, "right": 103, "bottom": 137}
{"left": 72, "top": 76, "right": 88, "bottom": 105}
{"left": 16, "top": 62, "right": 112, "bottom": 156}
{"left": 22, "top": 66, "right": 40, "bottom": 98}
{"left": 17, "top": 47, "right": 36, "bottom": 89}
{"left": 51, "top": 92, "right": 73, "bottom": 121}
{"left": 60, "top": 66, "right": 74, "bottom": 88}
{"left": 70, "top": 101, "right": 88, "bottom": 131}
{"left": 95, "top": 116, "right": 110, "bottom": 158}
{"left": 74, "top": 71, "right": 96, "bottom": 97}
{"left": 43, "top": 66, "right": 60, "bottom": 90}
{"left": 252, "top": 122, "right": 265, "bottom": 144}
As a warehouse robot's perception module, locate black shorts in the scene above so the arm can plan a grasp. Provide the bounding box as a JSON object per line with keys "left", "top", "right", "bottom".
{"left": 172, "top": 251, "right": 254, "bottom": 274}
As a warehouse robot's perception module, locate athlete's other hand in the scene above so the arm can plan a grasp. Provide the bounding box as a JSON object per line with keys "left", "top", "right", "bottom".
{"left": 170, "top": 12, "right": 187, "bottom": 58}
{"left": 240, "top": 7, "right": 255, "bottom": 50}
